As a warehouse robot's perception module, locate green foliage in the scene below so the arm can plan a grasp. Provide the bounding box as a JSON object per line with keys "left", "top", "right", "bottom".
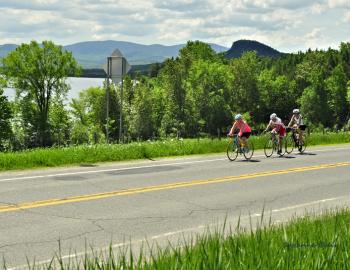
{"left": 3, "top": 40, "right": 350, "bottom": 149}
{"left": 229, "top": 52, "right": 263, "bottom": 123}
{"left": 185, "top": 60, "right": 233, "bottom": 136}
{"left": 325, "top": 64, "right": 349, "bottom": 126}
{"left": 2, "top": 40, "right": 80, "bottom": 147}
{"left": 49, "top": 98, "right": 71, "bottom": 146}
{"left": 0, "top": 133, "right": 349, "bottom": 171}
{"left": 70, "top": 41, "right": 350, "bottom": 142}
{"left": 0, "top": 77, "right": 12, "bottom": 150}
{"left": 257, "top": 69, "right": 296, "bottom": 123}
{"left": 70, "top": 85, "right": 120, "bottom": 143}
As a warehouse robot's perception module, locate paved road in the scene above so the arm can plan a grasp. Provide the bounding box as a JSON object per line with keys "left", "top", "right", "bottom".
{"left": 1, "top": 144, "right": 350, "bottom": 268}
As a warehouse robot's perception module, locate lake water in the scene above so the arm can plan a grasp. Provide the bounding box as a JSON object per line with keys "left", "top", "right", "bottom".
{"left": 3, "top": 77, "right": 105, "bottom": 103}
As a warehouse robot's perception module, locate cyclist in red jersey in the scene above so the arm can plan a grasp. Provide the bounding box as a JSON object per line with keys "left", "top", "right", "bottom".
{"left": 228, "top": 114, "right": 252, "bottom": 149}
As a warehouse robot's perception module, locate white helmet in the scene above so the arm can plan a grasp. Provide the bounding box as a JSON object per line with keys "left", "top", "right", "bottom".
{"left": 270, "top": 113, "right": 277, "bottom": 120}
{"left": 235, "top": 114, "right": 242, "bottom": 120}
{"left": 293, "top": 109, "right": 300, "bottom": 114}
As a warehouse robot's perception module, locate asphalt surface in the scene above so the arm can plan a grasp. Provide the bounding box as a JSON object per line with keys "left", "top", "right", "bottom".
{"left": 1, "top": 144, "right": 350, "bottom": 268}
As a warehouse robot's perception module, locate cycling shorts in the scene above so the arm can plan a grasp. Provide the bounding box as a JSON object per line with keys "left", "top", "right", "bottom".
{"left": 273, "top": 126, "right": 286, "bottom": 137}
{"left": 239, "top": 131, "right": 251, "bottom": 138}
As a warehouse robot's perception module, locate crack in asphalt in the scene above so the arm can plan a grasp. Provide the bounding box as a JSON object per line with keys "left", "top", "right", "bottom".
{"left": 0, "top": 227, "right": 106, "bottom": 251}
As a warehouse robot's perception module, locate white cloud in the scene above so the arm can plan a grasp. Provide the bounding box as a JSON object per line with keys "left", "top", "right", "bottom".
{"left": 311, "top": 3, "right": 328, "bottom": 14}
{"left": 343, "top": 11, "right": 350, "bottom": 22}
{"left": 0, "top": 0, "right": 348, "bottom": 52}
{"left": 328, "top": 0, "right": 350, "bottom": 9}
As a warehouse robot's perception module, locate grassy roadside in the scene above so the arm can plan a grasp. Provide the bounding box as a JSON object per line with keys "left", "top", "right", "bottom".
{"left": 17, "top": 209, "right": 350, "bottom": 269}
{"left": 0, "top": 132, "right": 349, "bottom": 171}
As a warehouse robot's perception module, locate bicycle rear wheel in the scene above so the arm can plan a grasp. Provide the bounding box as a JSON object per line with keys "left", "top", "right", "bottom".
{"left": 264, "top": 140, "right": 274, "bottom": 158}
{"left": 243, "top": 140, "right": 254, "bottom": 160}
{"left": 298, "top": 136, "right": 307, "bottom": 153}
{"left": 227, "top": 140, "right": 239, "bottom": 161}
{"left": 285, "top": 134, "right": 294, "bottom": 154}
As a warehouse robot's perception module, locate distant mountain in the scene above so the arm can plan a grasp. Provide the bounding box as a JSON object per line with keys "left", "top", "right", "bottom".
{"left": 64, "top": 41, "right": 228, "bottom": 68}
{"left": 225, "top": 40, "right": 281, "bottom": 59}
{"left": 1, "top": 40, "right": 283, "bottom": 70}
{"left": 0, "top": 41, "right": 227, "bottom": 68}
{"left": 0, "top": 44, "right": 18, "bottom": 58}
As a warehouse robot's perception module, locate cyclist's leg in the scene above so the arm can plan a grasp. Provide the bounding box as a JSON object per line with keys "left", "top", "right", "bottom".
{"left": 278, "top": 127, "right": 286, "bottom": 153}
{"left": 237, "top": 133, "right": 243, "bottom": 147}
{"left": 241, "top": 135, "right": 248, "bottom": 147}
{"left": 278, "top": 136, "right": 283, "bottom": 152}
{"left": 241, "top": 132, "right": 251, "bottom": 151}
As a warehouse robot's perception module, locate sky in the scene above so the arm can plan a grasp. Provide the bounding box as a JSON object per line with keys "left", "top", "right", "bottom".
{"left": 0, "top": 0, "right": 349, "bottom": 53}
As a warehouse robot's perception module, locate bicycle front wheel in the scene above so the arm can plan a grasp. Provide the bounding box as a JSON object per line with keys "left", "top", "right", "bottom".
{"left": 278, "top": 139, "right": 286, "bottom": 156}
{"left": 227, "top": 140, "right": 238, "bottom": 161}
{"left": 243, "top": 140, "right": 254, "bottom": 160}
{"left": 264, "top": 140, "right": 274, "bottom": 158}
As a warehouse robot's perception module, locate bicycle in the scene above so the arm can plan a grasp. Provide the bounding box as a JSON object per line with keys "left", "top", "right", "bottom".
{"left": 285, "top": 125, "right": 307, "bottom": 154}
{"left": 227, "top": 134, "right": 254, "bottom": 161}
{"left": 264, "top": 132, "right": 286, "bottom": 157}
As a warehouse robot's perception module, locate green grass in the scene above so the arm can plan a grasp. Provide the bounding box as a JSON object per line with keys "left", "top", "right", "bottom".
{"left": 17, "top": 209, "right": 350, "bottom": 269}
{"left": 0, "top": 132, "right": 349, "bottom": 171}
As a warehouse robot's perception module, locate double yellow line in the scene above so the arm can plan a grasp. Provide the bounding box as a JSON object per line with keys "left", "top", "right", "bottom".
{"left": 1, "top": 161, "right": 349, "bottom": 214}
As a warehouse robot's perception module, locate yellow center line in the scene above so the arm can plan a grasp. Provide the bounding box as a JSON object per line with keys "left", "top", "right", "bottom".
{"left": 1, "top": 161, "right": 349, "bottom": 213}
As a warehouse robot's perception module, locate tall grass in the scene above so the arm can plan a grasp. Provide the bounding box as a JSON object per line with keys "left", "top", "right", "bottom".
{"left": 13, "top": 209, "right": 350, "bottom": 269}
{"left": 0, "top": 132, "right": 349, "bottom": 171}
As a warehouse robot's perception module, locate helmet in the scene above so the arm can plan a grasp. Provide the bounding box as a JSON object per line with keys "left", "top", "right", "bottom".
{"left": 235, "top": 114, "right": 242, "bottom": 120}
{"left": 293, "top": 109, "right": 300, "bottom": 114}
{"left": 270, "top": 113, "right": 277, "bottom": 120}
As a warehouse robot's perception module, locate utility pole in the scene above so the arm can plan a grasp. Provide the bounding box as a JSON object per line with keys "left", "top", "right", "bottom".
{"left": 106, "top": 57, "right": 111, "bottom": 144}
{"left": 119, "top": 58, "right": 124, "bottom": 143}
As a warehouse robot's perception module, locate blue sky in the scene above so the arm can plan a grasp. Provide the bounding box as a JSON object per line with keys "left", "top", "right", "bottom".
{"left": 0, "top": 0, "right": 349, "bottom": 52}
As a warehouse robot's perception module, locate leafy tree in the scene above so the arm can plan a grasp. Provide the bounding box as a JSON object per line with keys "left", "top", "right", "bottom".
{"left": 129, "top": 82, "right": 155, "bottom": 139}
{"left": 257, "top": 69, "right": 296, "bottom": 123}
{"left": 0, "top": 77, "right": 12, "bottom": 150}
{"left": 340, "top": 42, "right": 350, "bottom": 77}
{"left": 185, "top": 60, "right": 233, "bottom": 136}
{"left": 229, "top": 52, "right": 263, "bottom": 124}
{"left": 70, "top": 86, "right": 107, "bottom": 143}
{"left": 70, "top": 85, "right": 120, "bottom": 143}
{"left": 325, "top": 64, "right": 349, "bottom": 126}
{"left": 157, "top": 58, "right": 185, "bottom": 137}
{"left": 296, "top": 53, "right": 332, "bottom": 127}
{"left": 179, "top": 40, "right": 219, "bottom": 74}
{"left": 2, "top": 40, "right": 80, "bottom": 147}
{"left": 49, "top": 98, "right": 71, "bottom": 146}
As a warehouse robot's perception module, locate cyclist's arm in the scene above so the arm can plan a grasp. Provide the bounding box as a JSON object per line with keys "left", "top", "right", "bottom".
{"left": 288, "top": 116, "right": 294, "bottom": 127}
{"left": 264, "top": 122, "right": 272, "bottom": 132}
{"left": 228, "top": 121, "right": 237, "bottom": 136}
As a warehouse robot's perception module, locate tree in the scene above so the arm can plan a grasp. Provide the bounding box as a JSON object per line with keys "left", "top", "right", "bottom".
{"left": 157, "top": 58, "right": 186, "bottom": 136}
{"left": 325, "top": 64, "right": 349, "bottom": 126}
{"left": 229, "top": 52, "right": 263, "bottom": 124}
{"left": 179, "top": 40, "right": 219, "bottom": 74}
{"left": 296, "top": 53, "right": 332, "bottom": 127}
{"left": 0, "top": 77, "right": 12, "bottom": 150}
{"left": 185, "top": 60, "right": 233, "bottom": 136}
{"left": 257, "top": 69, "right": 296, "bottom": 123}
{"left": 2, "top": 40, "right": 80, "bottom": 147}
{"left": 49, "top": 98, "right": 71, "bottom": 146}
{"left": 129, "top": 83, "right": 155, "bottom": 139}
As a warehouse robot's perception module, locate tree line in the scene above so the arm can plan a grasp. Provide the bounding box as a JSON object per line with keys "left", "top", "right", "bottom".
{"left": 0, "top": 40, "right": 349, "bottom": 150}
